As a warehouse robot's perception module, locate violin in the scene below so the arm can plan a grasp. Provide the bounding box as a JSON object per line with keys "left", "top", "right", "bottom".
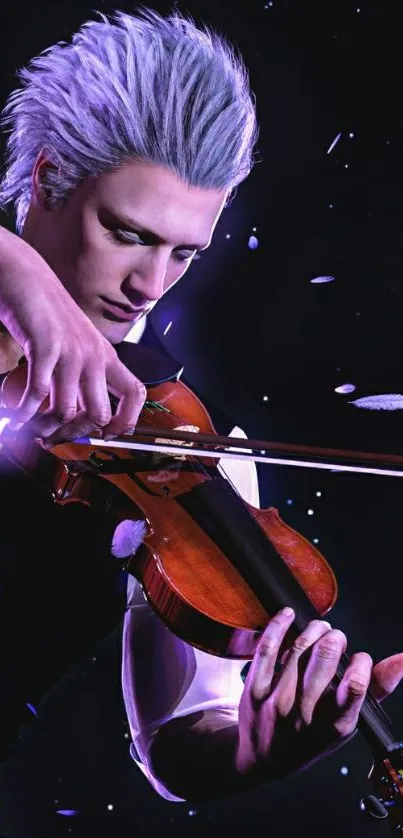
{"left": 1, "top": 342, "right": 403, "bottom": 829}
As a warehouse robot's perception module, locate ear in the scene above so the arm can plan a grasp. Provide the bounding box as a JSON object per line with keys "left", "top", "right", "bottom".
{"left": 31, "top": 148, "right": 58, "bottom": 209}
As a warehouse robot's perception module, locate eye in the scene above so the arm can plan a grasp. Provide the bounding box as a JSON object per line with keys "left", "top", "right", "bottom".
{"left": 109, "top": 229, "right": 141, "bottom": 246}
{"left": 172, "top": 250, "right": 197, "bottom": 263}
{"left": 106, "top": 228, "right": 198, "bottom": 262}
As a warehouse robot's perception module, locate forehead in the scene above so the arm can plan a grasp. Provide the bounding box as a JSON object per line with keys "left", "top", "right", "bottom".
{"left": 86, "top": 158, "right": 228, "bottom": 245}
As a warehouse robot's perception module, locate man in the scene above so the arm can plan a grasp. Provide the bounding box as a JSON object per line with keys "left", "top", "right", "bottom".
{"left": 0, "top": 6, "right": 401, "bottom": 804}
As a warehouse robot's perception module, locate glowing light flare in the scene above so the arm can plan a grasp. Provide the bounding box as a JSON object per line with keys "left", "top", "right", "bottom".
{"left": 163, "top": 320, "right": 173, "bottom": 335}
{"left": 0, "top": 417, "right": 10, "bottom": 435}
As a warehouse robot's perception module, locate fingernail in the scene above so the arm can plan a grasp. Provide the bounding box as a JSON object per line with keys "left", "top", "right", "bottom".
{"left": 282, "top": 607, "right": 294, "bottom": 617}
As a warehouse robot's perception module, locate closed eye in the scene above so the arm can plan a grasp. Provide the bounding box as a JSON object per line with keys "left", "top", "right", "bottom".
{"left": 105, "top": 228, "right": 200, "bottom": 263}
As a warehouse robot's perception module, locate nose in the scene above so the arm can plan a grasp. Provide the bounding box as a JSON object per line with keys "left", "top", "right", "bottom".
{"left": 124, "top": 249, "right": 168, "bottom": 305}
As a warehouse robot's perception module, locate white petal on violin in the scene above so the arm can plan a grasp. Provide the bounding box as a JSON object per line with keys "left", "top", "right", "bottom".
{"left": 111, "top": 519, "right": 147, "bottom": 559}
{"left": 349, "top": 394, "right": 403, "bottom": 410}
{"left": 310, "top": 275, "right": 335, "bottom": 284}
{"left": 335, "top": 383, "right": 356, "bottom": 394}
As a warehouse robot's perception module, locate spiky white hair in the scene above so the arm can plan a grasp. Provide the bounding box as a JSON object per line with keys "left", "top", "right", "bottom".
{"left": 0, "top": 5, "right": 260, "bottom": 233}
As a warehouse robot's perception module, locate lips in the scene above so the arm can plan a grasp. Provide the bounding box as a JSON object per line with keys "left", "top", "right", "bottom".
{"left": 100, "top": 296, "right": 145, "bottom": 322}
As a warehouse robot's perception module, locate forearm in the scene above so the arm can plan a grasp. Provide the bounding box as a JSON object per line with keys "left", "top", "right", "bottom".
{"left": 147, "top": 708, "right": 273, "bottom": 802}
{"left": 0, "top": 228, "right": 24, "bottom": 368}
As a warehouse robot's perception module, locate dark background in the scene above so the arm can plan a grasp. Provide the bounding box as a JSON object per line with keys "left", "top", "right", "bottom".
{"left": 1, "top": 0, "right": 403, "bottom": 836}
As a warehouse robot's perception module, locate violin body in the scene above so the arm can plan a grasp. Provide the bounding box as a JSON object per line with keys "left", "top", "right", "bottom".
{"left": 1, "top": 359, "right": 337, "bottom": 658}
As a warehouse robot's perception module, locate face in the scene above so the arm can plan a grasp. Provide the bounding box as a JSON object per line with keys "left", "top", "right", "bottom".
{"left": 22, "top": 154, "right": 228, "bottom": 343}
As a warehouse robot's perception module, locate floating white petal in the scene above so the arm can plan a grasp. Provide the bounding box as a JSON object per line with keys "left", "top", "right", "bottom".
{"left": 350, "top": 394, "right": 403, "bottom": 411}
{"left": 310, "top": 275, "right": 335, "bottom": 284}
{"left": 335, "top": 383, "right": 356, "bottom": 394}
{"left": 327, "top": 132, "right": 342, "bottom": 154}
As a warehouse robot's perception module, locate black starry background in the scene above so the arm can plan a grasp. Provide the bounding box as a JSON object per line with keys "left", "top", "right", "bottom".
{"left": 1, "top": 1, "right": 403, "bottom": 836}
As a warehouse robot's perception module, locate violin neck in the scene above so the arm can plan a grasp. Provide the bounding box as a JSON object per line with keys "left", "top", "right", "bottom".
{"left": 336, "top": 652, "right": 402, "bottom": 755}
{"left": 179, "top": 477, "right": 402, "bottom": 758}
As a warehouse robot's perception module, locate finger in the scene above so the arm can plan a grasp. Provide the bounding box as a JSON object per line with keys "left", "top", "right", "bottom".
{"left": 271, "top": 619, "right": 332, "bottom": 716}
{"left": 278, "top": 619, "right": 332, "bottom": 667}
{"left": 42, "top": 409, "right": 89, "bottom": 446}
{"left": 370, "top": 653, "right": 403, "bottom": 702}
{"left": 77, "top": 364, "right": 112, "bottom": 430}
{"left": 333, "top": 652, "right": 373, "bottom": 737}
{"left": 298, "top": 629, "right": 347, "bottom": 725}
{"left": 44, "top": 371, "right": 112, "bottom": 445}
{"left": 247, "top": 607, "right": 295, "bottom": 705}
{"left": 30, "top": 356, "right": 81, "bottom": 438}
{"left": 10, "top": 345, "right": 58, "bottom": 429}
{"left": 102, "top": 362, "right": 147, "bottom": 438}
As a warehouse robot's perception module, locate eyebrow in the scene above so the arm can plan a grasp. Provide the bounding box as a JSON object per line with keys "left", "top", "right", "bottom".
{"left": 116, "top": 213, "right": 210, "bottom": 252}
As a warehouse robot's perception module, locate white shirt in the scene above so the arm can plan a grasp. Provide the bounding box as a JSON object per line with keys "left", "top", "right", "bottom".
{"left": 121, "top": 322, "right": 260, "bottom": 802}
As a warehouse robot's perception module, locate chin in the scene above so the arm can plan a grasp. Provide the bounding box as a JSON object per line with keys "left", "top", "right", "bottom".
{"left": 104, "top": 323, "right": 134, "bottom": 345}
{"left": 90, "top": 314, "right": 131, "bottom": 345}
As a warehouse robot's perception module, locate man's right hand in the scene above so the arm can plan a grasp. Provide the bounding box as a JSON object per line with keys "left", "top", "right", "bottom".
{"left": 0, "top": 227, "right": 147, "bottom": 443}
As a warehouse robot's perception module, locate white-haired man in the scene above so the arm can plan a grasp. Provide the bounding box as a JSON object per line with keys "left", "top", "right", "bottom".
{"left": 0, "top": 6, "right": 401, "bottom": 804}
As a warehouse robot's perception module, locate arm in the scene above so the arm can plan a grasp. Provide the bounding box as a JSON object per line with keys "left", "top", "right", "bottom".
{"left": 148, "top": 619, "right": 403, "bottom": 803}
{"left": 147, "top": 707, "right": 255, "bottom": 802}
{"left": 0, "top": 224, "right": 145, "bottom": 440}
{"left": 121, "top": 581, "right": 248, "bottom": 802}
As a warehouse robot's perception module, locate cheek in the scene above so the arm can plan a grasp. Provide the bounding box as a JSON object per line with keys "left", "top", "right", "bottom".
{"left": 75, "top": 238, "right": 126, "bottom": 286}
